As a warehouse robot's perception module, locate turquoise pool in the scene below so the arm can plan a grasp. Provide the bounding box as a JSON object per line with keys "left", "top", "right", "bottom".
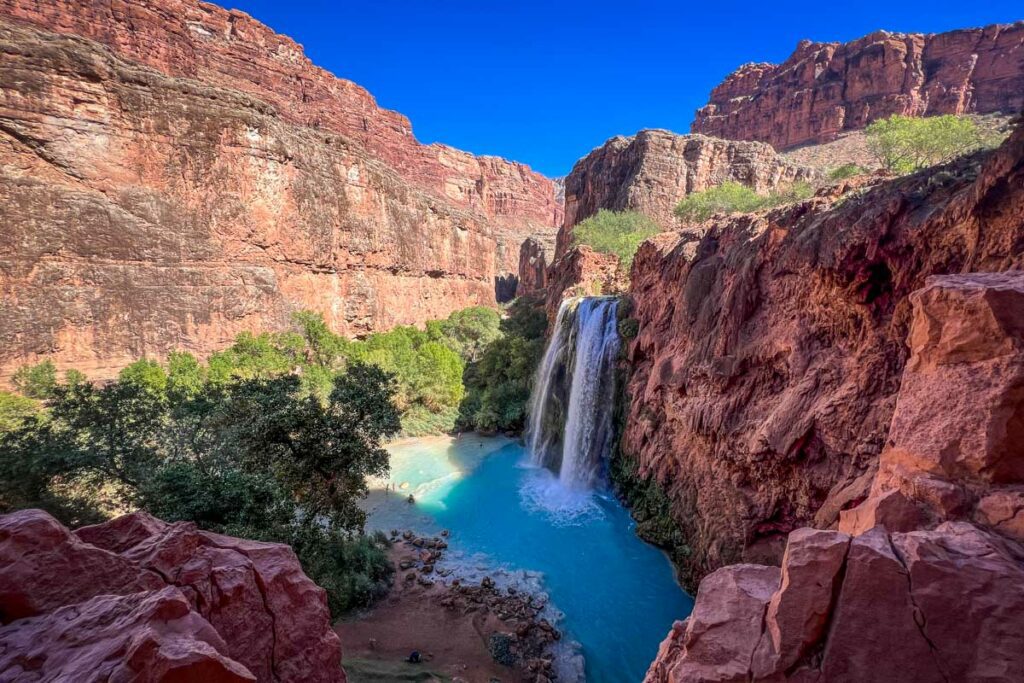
{"left": 363, "top": 435, "right": 693, "bottom": 682}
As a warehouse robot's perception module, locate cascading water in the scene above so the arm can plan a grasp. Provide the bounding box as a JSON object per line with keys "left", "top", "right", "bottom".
{"left": 526, "top": 296, "right": 621, "bottom": 489}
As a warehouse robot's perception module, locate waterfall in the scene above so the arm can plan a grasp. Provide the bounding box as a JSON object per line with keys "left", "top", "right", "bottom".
{"left": 526, "top": 297, "right": 621, "bottom": 489}
{"left": 526, "top": 299, "right": 573, "bottom": 472}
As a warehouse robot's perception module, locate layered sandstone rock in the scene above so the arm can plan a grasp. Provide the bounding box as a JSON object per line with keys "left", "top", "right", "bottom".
{"left": 0, "top": 0, "right": 559, "bottom": 382}
{"left": 644, "top": 272, "right": 1024, "bottom": 683}
{"left": 0, "top": 0, "right": 562, "bottom": 242}
{"left": 0, "top": 509, "right": 343, "bottom": 682}
{"left": 623, "top": 120, "right": 1024, "bottom": 587}
{"left": 692, "top": 22, "right": 1024, "bottom": 150}
{"left": 558, "top": 130, "right": 814, "bottom": 257}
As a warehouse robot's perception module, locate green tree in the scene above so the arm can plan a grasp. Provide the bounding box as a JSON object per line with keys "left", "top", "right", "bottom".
{"left": 426, "top": 306, "right": 502, "bottom": 362}
{"left": 119, "top": 359, "right": 169, "bottom": 394}
{"left": 166, "top": 351, "right": 206, "bottom": 400}
{"left": 572, "top": 210, "right": 661, "bottom": 270}
{"left": 0, "top": 391, "right": 39, "bottom": 433}
{"left": 866, "top": 114, "right": 985, "bottom": 174}
{"left": 293, "top": 310, "right": 348, "bottom": 369}
{"left": 0, "top": 358, "right": 400, "bottom": 615}
{"left": 12, "top": 360, "right": 58, "bottom": 400}
{"left": 457, "top": 296, "right": 548, "bottom": 434}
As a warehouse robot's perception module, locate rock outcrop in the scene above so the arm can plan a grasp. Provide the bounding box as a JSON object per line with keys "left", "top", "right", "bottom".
{"left": 624, "top": 120, "right": 1024, "bottom": 587}
{"left": 644, "top": 272, "right": 1024, "bottom": 683}
{"left": 0, "top": 509, "right": 343, "bottom": 682}
{"left": 692, "top": 22, "right": 1024, "bottom": 150}
{"left": 543, "top": 246, "right": 623, "bottom": 323}
{"left": 517, "top": 237, "right": 549, "bottom": 296}
{"left": 0, "top": 0, "right": 560, "bottom": 382}
{"left": 558, "top": 130, "right": 814, "bottom": 258}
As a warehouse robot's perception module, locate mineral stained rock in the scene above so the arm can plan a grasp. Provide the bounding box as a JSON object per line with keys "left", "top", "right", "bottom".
{"left": 692, "top": 22, "right": 1024, "bottom": 149}
{"left": 624, "top": 121, "right": 1024, "bottom": 586}
{"left": 0, "top": 0, "right": 560, "bottom": 382}
{"left": 644, "top": 270, "right": 1024, "bottom": 683}
{"left": 0, "top": 509, "right": 344, "bottom": 683}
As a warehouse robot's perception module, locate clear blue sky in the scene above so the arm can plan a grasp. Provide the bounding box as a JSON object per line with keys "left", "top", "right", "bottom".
{"left": 224, "top": 1, "right": 1021, "bottom": 177}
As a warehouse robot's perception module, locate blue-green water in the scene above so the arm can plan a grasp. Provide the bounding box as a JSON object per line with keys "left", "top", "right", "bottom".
{"left": 364, "top": 435, "right": 694, "bottom": 682}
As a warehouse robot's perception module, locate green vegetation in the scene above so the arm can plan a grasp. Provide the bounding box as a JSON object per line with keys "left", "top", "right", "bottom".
{"left": 0, "top": 357, "right": 400, "bottom": 615}
{"left": 12, "top": 359, "right": 58, "bottom": 399}
{"left": 0, "top": 304, "right": 521, "bottom": 612}
{"left": 865, "top": 114, "right": 992, "bottom": 174}
{"left": 0, "top": 391, "right": 39, "bottom": 432}
{"left": 457, "top": 295, "right": 548, "bottom": 434}
{"left": 673, "top": 180, "right": 814, "bottom": 223}
{"left": 571, "top": 209, "right": 661, "bottom": 270}
{"left": 828, "top": 163, "right": 868, "bottom": 181}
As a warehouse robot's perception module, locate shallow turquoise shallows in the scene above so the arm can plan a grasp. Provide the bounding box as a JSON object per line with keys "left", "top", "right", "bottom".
{"left": 363, "top": 435, "right": 694, "bottom": 683}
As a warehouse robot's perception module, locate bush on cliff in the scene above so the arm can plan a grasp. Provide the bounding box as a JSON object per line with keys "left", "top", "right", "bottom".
{"left": 674, "top": 180, "right": 815, "bottom": 223}
{"left": 571, "top": 209, "right": 661, "bottom": 270}
{"left": 458, "top": 295, "right": 548, "bottom": 434}
{"left": 828, "top": 163, "right": 868, "bottom": 181}
{"left": 866, "top": 114, "right": 990, "bottom": 174}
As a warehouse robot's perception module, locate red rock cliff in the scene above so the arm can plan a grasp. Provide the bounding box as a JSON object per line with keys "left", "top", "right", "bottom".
{"left": 0, "top": 0, "right": 560, "bottom": 382}
{"left": 692, "top": 22, "right": 1024, "bottom": 150}
{"left": 644, "top": 271, "right": 1024, "bottom": 683}
{"left": 0, "top": 509, "right": 343, "bottom": 682}
{"left": 624, "top": 120, "right": 1024, "bottom": 587}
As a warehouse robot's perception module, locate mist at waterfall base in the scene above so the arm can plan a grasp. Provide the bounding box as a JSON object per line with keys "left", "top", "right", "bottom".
{"left": 362, "top": 297, "right": 693, "bottom": 681}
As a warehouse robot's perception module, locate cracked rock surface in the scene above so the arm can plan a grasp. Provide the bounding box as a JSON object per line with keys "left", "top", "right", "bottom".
{"left": 0, "top": 509, "right": 344, "bottom": 682}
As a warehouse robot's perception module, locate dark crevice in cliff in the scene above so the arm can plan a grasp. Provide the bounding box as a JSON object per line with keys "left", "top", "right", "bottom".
{"left": 887, "top": 535, "right": 952, "bottom": 683}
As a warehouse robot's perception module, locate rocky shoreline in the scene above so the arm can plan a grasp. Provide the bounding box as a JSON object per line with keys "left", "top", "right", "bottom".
{"left": 338, "top": 528, "right": 565, "bottom": 683}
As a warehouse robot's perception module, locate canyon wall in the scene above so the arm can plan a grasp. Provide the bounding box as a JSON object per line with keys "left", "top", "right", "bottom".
{"left": 0, "top": 0, "right": 560, "bottom": 382}
{"left": 0, "top": 509, "right": 343, "bottom": 682}
{"left": 623, "top": 119, "right": 1024, "bottom": 587}
{"left": 558, "top": 130, "right": 814, "bottom": 258}
{"left": 692, "top": 22, "right": 1024, "bottom": 150}
{"left": 644, "top": 271, "right": 1024, "bottom": 682}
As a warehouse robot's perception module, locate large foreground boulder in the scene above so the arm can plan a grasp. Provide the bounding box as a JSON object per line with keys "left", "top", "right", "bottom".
{"left": 0, "top": 510, "right": 345, "bottom": 682}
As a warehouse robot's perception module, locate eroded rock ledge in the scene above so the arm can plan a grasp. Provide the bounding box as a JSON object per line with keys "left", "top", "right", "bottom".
{"left": 644, "top": 271, "right": 1024, "bottom": 682}
{"left": 0, "top": 509, "right": 343, "bottom": 682}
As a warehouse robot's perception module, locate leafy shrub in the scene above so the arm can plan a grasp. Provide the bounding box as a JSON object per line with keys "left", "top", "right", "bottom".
{"left": 0, "top": 391, "right": 40, "bottom": 433}
{"left": 426, "top": 306, "right": 502, "bottom": 362}
{"left": 866, "top": 114, "right": 987, "bottom": 174}
{"left": 572, "top": 210, "right": 661, "bottom": 270}
{"left": 618, "top": 317, "right": 639, "bottom": 339}
{"left": 12, "top": 360, "right": 58, "bottom": 400}
{"left": 828, "top": 163, "right": 867, "bottom": 181}
{"left": 458, "top": 296, "right": 548, "bottom": 434}
{"left": 674, "top": 180, "right": 815, "bottom": 223}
